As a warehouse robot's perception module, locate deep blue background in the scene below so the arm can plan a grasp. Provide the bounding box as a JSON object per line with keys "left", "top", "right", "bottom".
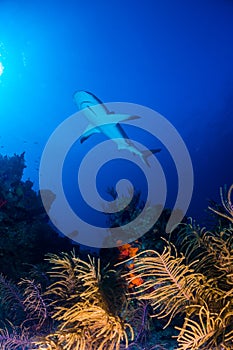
{"left": 0, "top": 0, "right": 232, "bottom": 227}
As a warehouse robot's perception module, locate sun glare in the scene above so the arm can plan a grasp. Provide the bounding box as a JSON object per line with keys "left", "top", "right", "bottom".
{"left": 0, "top": 61, "right": 4, "bottom": 76}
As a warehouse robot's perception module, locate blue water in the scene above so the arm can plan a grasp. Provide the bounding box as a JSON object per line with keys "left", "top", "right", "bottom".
{"left": 0, "top": 0, "right": 233, "bottom": 228}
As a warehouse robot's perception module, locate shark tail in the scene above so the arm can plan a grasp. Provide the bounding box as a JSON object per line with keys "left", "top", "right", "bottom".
{"left": 141, "top": 148, "right": 161, "bottom": 166}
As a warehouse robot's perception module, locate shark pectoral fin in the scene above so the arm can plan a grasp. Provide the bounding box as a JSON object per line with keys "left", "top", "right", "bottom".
{"left": 80, "top": 126, "right": 101, "bottom": 143}
{"left": 126, "top": 115, "right": 141, "bottom": 121}
{"left": 149, "top": 148, "right": 161, "bottom": 154}
{"left": 107, "top": 113, "right": 140, "bottom": 124}
{"left": 141, "top": 148, "right": 161, "bottom": 166}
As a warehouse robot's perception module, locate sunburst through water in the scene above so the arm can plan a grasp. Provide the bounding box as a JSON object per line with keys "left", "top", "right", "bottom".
{"left": 0, "top": 61, "right": 4, "bottom": 76}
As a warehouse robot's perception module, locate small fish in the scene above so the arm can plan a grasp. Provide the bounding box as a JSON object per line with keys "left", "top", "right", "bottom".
{"left": 73, "top": 90, "right": 161, "bottom": 166}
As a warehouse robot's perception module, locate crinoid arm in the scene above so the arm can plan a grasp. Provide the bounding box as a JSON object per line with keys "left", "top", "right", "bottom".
{"left": 34, "top": 252, "right": 133, "bottom": 350}
{"left": 208, "top": 184, "right": 233, "bottom": 223}
{"left": 121, "top": 241, "right": 206, "bottom": 327}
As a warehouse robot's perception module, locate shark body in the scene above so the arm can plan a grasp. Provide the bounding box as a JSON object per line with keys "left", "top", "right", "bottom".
{"left": 73, "top": 90, "right": 161, "bottom": 166}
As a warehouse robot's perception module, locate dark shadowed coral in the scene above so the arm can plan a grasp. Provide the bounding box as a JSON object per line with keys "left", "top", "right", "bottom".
{"left": 0, "top": 172, "right": 232, "bottom": 349}
{"left": 0, "top": 276, "right": 52, "bottom": 349}
{"left": 0, "top": 153, "right": 75, "bottom": 280}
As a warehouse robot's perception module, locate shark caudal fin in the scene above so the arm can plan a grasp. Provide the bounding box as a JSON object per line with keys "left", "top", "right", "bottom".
{"left": 141, "top": 148, "right": 161, "bottom": 166}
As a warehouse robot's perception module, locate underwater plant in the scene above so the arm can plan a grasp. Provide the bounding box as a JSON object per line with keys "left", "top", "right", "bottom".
{"left": 0, "top": 326, "right": 33, "bottom": 350}
{"left": 34, "top": 251, "right": 134, "bottom": 350}
{"left": 121, "top": 300, "right": 155, "bottom": 349}
{"left": 208, "top": 184, "right": 233, "bottom": 224}
{"left": 0, "top": 275, "right": 52, "bottom": 349}
{"left": 122, "top": 224, "right": 233, "bottom": 349}
{"left": 0, "top": 174, "right": 232, "bottom": 349}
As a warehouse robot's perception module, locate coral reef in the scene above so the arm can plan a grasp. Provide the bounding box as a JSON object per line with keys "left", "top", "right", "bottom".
{"left": 0, "top": 213, "right": 232, "bottom": 348}
{"left": 0, "top": 153, "right": 75, "bottom": 280}
{"left": 122, "top": 206, "right": 233, "bottom": 348}
{"left": 0, "top": 156, "right": 232, "bottom": 349}
{"left": 208, "top": 184, "right": 233, "bottom": 224}
{"left": 35, "top": 252, "right": 133, "bottom": 349}
{"left": 0, "top": 252, "right": 133, "bottom": 349}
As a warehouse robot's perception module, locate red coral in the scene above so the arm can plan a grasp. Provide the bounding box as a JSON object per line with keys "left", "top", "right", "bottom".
{"left": 117, "top": 241, "right": 143, "bottom": 288}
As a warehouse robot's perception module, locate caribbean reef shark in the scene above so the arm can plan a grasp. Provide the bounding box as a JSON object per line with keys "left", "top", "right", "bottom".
{"left": 73, "top": 90, "right": 161, "bottom": 166}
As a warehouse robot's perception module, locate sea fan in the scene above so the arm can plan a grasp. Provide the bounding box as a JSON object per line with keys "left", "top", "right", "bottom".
{"left": 45, "top": 250, "right": 80, "bottom": 302}
{"left": 0, "top": 277, "right": 52, "bottom": 349}
{"left": 34, "top": 252, "right": 133, "bottom": 350}
{"left": 19, "top": 278, "right": 50, "bottom": 331}
{"left": 0, "top": 274, "right": 25, "bottom": 323}
{"left": 124, "top": 300, "right": 153, "bottom": 349}
{"left": 0, "top": 325, "right": 34, "bottom": 350}
{"left": 122, "top": 230, "right": 233, "bottom": 348}
{"left": 208, "top": 184, "right": 233, "bottom": 224}
{"left": 175, "top": 302, "right": 233, "bottom": 350}
{"left": 122, "top": 241, "right": 205, "bottom": 326}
